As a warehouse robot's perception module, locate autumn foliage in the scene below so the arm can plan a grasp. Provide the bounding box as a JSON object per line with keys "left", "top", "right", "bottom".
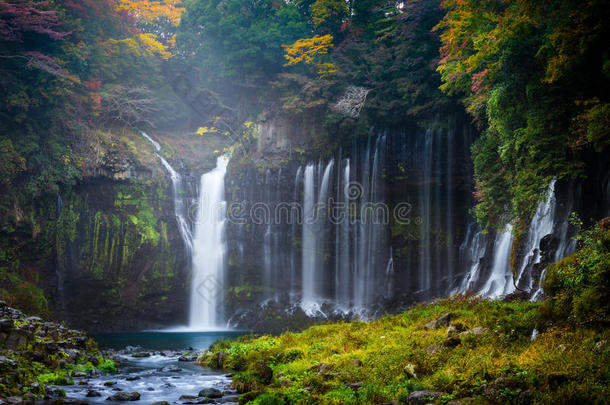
{"left": 283, "top": 34, "right": 338, "bottom": 77}
{"left": 117, "top": 0, "right": 184, "bottom": 26}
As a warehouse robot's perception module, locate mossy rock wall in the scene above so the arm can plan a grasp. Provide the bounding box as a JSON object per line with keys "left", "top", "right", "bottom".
{"left": 52, "top": 177, "right": 189, "bottom": 332}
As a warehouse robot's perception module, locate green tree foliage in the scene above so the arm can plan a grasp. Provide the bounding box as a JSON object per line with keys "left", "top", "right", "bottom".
{"left": 351, "top": 0, "right": 390, "bottom": 28}
{"left": 311, "top": 0, "right": 349, "bottom": 35}
{"left": 436, "top": 0, "right": 610, "bottom": 229}
{"left": 333, "top": 0, "right": 449, "bottom": 124}
{"left": 177, "top": 0, "right": 451, "bottom": 129}
{"left": 177, "top": 0, "right": 310, "bottom": 82}
{"left": 0, "top": 0, "right": 184, "bottom": 202}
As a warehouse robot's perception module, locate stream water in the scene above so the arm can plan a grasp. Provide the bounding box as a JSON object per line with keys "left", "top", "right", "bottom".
{"left": 56, "top": 331, "right": 244, "bottom": 404}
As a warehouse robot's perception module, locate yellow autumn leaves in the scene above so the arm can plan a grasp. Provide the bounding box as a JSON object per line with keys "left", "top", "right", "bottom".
{"left": 283, "top": 34, "right": 338, "bottom": 77}
{"left": 114, "top": 0, "right": 185, "bottom": 60}
{"left": 116, "top": 0, "right": 184, "bottom": 26}
{"left": 108, "top": 33, "right": 172, "bottom": 60}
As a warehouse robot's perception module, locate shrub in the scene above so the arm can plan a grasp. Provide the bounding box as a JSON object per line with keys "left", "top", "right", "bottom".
{"left": 541, "top": 222, "right": 610, "bottom": 326}
{"left": 247, "top": 393, "right": 285, "bottom": 405}
{"left": 98, "top": 358, "right": 117, "bottom": 374}
{"left": 38, "top": 372, "right": 73, "bottom": 386}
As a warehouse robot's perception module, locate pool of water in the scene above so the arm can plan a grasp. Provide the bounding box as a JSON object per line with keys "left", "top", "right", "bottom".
{"left": 50, "top": 331, "right": 246, "bottom": 404}
{"left": 95, "top": 330, "right": 246, "bottom": 351}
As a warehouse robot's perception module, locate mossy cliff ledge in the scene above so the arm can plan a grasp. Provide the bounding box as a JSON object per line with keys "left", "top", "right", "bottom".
{"left": 0, "top": 300, "right": 116, "bottom": 401}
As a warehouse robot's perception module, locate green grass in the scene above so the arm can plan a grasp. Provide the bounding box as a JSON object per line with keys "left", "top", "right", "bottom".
{"left": 199, "top": 296, "right": 610, "bottom": 404}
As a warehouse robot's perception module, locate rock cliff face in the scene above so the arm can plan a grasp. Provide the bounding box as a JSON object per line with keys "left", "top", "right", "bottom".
{"left": 221, "top": 115, "right": 477, "bottom": 331}
{"left": 3, "top": 114, "right": 607, "bottom": 334}
{"left": 53, "top": 177, "right": 189, "bottom": 332}
{"left": 220, "top": 112, "right": 610, "bottom": 332}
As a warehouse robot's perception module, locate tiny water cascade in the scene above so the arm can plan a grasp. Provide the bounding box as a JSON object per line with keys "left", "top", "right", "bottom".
{"left": 140, "top": 132, "right": 192, "bottom": 251}
{"left": 515, "top": 179, "right": 557, "bottom": 289}
{"left": 457, "top": 222, "right": 487, "bottom": 292}
{"left": 189, "top": 156, "right": 229, "bottom": 329}
{"left": 480, "top": 225, "right": 515, "bottom": 298}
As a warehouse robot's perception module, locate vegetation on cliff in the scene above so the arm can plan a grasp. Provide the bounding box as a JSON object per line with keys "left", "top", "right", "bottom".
{"left": 199, "top": 223, "right": 610, "bottom": 404}
{"left": 436, "top": 0, "right": 610, "bottom": 230}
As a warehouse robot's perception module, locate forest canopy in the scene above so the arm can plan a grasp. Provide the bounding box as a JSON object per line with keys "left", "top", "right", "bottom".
{"left": 1, "top": 0, "right": 608, "bottom": 232}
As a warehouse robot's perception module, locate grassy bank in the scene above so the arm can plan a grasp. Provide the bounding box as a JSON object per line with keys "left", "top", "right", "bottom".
{"left": 199, "top": 224, "right": 610, "bottom": 404}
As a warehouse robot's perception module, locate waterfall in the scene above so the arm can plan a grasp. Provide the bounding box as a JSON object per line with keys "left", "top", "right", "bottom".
{"left": 301, "top": 164, "right": 317, "bottom": 313}
{"left": 55, "top": 192, "right": 67, "bottom": 320}
{"left": 189, "top": 156, "right": 229, "bottom": 329}
{"left": 457, "top": 222, "right": 487, "bottom": 292}
{"left": 301, "top": 160, "right": 334, "bottom": 314}
{"left": 290, "top": 166, "right": 303, "bottom": 304}
{"left": 263, "top": 169, "right": 273, "bottom": 299}
{"left": 354, "top": 135, "right": 388, "bottom": 310}
{"left": 419, "top": 129, "right": 433, "bottom": 294}
{"left": 293, "top": 134, "right": 391, "bottom": 315}
{"left": 554, "top": 182, "right": 577, "bottom": 262}
{"left": 446, "top": 127, "right": 454, "bottom": 289}
{"left": 335, "top": 159, "right": 351, "bottom": 311}
{"left": 140, "top": 131, "right": 192, "bottom": 251}
{"left": 530, "top": 269, "right": 546, "bottom": 301}
{"left": 141, "top": 131, "right": 161, "bottom": 151}
{"left": 480, "top": 225, "right": 515, "bottom": 298}
{"left": 515, "top": 179, "right": 557, "bottom": 289}
{"left": 458, "top": 178, "right": 579, "bottom": 299}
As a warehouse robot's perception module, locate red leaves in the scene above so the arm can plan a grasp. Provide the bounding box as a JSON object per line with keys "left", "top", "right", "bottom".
{"left": 0, "top": 0, "right": 69, "bottom": 42}
{"left": 470, "top": 68, "right": 489, "bottom": 94}
{"left": 85, "top": 79, "right": 102, "bottom": 90}
{"left": 90, "top": 93, "right": 101, "bottom": 110}
{"left": 22, "top": 51, "right": 65, "bottom": 76}
{"left": 64, "top": 1, "right": 89, "bottom": 18}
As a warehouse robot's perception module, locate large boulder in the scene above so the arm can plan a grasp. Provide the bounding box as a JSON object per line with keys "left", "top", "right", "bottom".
{"left": 408, "top": 390, "right": 447, "bottom": 404}
{"left": 5, "top": 329, "right": 31, "bottom": 350}
{"left": 425, "top": 313, "right": 452, "bottom": 330}
{"left": 0, "top": 318, "right": 13, "bottom": 332}
{"left": 106, "top": 392, "right": 140, "bottom": 401}
{"left": 199, "top": 387, "right": 223, "bottom": 398}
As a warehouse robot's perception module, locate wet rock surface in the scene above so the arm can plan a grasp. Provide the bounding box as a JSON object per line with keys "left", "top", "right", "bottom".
{"left": 0, "top": 302, "right": 104, "bottom": 400}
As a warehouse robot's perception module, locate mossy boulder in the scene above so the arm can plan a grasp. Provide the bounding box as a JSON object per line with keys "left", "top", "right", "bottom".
{"left": 248, "top": 360, "right": 273, "bottom": 385}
